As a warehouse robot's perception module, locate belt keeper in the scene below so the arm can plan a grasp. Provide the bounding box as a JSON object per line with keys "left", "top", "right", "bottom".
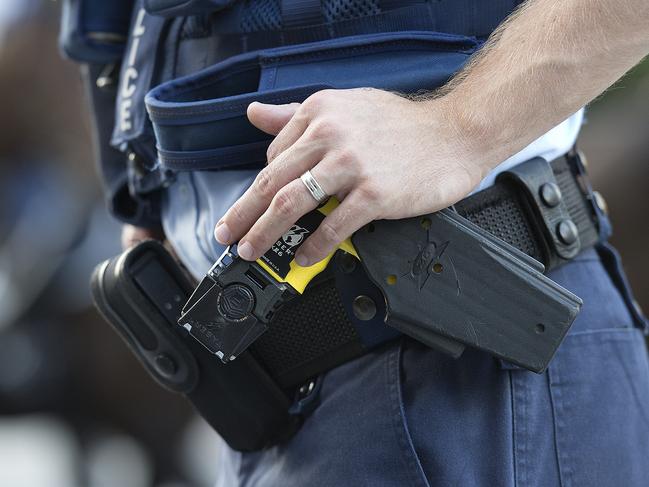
{"left": 497, "top": 157, "right": 581, "bottom": 269}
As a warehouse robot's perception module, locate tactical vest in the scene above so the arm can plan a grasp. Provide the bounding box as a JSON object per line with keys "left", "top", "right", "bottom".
{"left": 61, "top": 0, "right": 523, "bottom": 226}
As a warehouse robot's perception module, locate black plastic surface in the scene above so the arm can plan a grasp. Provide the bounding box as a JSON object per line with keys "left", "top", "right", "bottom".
{"left": 91, "top": 245, "right": 199, "bottom": 393}
{"left": 352, "top": 209, "right": 583, "bottom": 373}
{"left": 91, "top": 241, "right": 297, "bottom": 451}
{"left": 178, "top": 247, "right": 296, "bottom": 363}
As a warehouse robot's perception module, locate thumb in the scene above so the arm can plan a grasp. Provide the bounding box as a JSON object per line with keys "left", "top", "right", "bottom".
{"left": 247, "top": 101, "right": 300, "bottom": 135}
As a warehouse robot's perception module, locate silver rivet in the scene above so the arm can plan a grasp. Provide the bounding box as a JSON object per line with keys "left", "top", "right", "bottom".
{"left": 96, "top": 76, "right": 114, "bottom": 89}
{"left": 299, "top": 380, "right": 315, "bottom": 397}
{"left": 539, "top": 182, "right": 562, "bottom": 207}
{"left": 556, "top": 219, "right": 578, "bottom": 245}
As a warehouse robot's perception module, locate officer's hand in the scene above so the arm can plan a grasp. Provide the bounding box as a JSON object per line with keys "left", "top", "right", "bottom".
{"left": 214, "top": 88, "right": 487, "bottom": 266}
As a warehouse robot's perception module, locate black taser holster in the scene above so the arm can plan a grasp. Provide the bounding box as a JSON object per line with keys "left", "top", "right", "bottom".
{"left": 90, "top": 241, "right": 298, "bottom": 451}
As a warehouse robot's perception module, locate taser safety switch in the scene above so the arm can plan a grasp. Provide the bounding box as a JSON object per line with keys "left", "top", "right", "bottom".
{"left": 179, "top": 200, "right": 582, "bottom": 373}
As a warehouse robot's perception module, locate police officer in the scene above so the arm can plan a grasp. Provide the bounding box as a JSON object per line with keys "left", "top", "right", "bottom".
{"left": 74, "top": 0, "right": 649, "bottom": 485}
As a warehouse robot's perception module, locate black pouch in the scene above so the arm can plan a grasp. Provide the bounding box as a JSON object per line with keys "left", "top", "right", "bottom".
{"left": 91, "top": 240, "right": 298, "bottom": 451}
{"left": 143, "top": 0, "right": 235, "bottom": 17}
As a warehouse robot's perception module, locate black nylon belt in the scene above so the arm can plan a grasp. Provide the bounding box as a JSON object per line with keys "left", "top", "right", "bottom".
{"left": 249, "top": 153, "right": 600, "bottom": 390}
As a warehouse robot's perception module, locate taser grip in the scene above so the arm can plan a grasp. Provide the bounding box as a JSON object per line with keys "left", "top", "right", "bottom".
{"left": 256, "top": 198, "right": 358, "bottom": 294}
{"left": 351, "top": 209, "right": 582, "bottom": 373}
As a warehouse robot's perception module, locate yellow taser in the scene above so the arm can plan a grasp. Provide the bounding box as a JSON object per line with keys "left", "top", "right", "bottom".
{"left": 255, "top": 198, "right": 358, "bottom": 294}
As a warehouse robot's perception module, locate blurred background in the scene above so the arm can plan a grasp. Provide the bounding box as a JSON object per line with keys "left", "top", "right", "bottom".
{"left": 0, "top": 1, "right": 646, "bottom": 486}
{"left": 0, "top": 1, "right": 220, "bottom": 486}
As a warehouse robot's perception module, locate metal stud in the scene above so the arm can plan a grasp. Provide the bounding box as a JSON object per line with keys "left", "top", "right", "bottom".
{"left": 539, "top": 182, "right": 562, "bottom": 207}
{"left": 352, "top": 295, "right": 377, "bottom": 321}
{"left": 556, "top": 219, "right": 578, "bottom": 245}
{"left": 95, "top": 63, "right": 119, "bottom": 90}
{"left": 298, "top": 380, "right": 316, "bottom": 398}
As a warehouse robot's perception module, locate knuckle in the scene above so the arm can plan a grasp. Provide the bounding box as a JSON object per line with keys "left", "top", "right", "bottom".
{"left": 266, "top": 143, "right": 278, "bottom": 162}
{"left": 293, "top": 105, "right": 311, "bottom": 124}
{"left": 310, "top": 119, "right": 337, "bottom": 140}
{"left": 254, "top": 168, "right": 277, "bottom": 199}
{"left": 229, "top": 201, "right": 246, "bottom": 222}
{"left": 334, "top": 148, "right": 358, "bottom": 171}
{"left": 304, "top": 91, "right": 326, "bottom": 110}
{"left": 318, "top": 221, "right": 342, "bottom": 248}
{"left": 357, "top": 183, "right": 381, "bottom": 203}
{"left": 303, "top": 89, "right": 337, "bottom": 115}
{"left": 272, "top": 187, "right": 297, "bottom": 218}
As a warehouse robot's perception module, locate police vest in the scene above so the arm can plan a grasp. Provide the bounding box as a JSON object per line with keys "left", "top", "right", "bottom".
{"left": 61, "top": 0, "right": 524, "bottom": 225}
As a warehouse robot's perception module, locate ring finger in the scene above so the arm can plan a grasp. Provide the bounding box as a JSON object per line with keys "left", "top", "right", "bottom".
{"left": 214, "top": 134, "right": 325, "bottom": 245}
{"left": 236, "top": 160, "right": 349, "bottom": 261}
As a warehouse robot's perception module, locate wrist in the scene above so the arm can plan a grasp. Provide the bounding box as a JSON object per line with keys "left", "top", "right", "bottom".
{"left": 424, "top": 93, "right": 502, "bottom": 181}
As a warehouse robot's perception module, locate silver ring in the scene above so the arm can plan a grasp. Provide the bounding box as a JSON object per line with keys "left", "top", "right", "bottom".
{"left": 300, "top": 170, "right": 329, "bottom": 204}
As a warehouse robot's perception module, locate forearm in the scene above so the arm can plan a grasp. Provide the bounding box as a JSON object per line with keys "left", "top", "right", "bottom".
{"left": 440, "top": 0, "right": 649, "bottom": 173}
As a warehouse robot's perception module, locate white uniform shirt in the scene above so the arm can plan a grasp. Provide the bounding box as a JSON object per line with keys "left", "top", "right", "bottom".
{"left": 475, "top": 109, "right": 584, "bottom": 192}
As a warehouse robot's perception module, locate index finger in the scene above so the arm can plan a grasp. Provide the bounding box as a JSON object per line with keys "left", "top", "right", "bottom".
{"left": 214, "top": 134, "right": 323, "bottom": 245}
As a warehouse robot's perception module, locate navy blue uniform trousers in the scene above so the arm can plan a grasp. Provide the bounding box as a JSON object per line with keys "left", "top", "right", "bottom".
{"left": 212, "top": 246, "right": 649, "bottom": 486}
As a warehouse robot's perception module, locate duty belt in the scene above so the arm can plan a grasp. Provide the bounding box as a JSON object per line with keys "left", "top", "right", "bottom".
{"left": 181, "top": 151, "right": 601, "bottom": 389}
{"left": 91, "top": 150, "right": 603, "bottom": 452}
